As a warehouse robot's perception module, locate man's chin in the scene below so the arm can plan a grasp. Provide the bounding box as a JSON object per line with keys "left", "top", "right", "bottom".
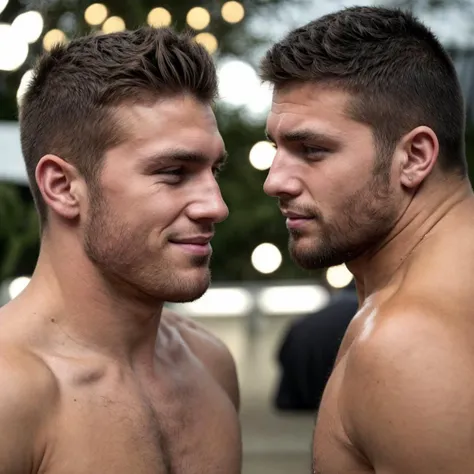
{"left": 164, "top": 272, "right": 211, "bottom": 303}
{"left": 289, "top": 241, "right": 344, "bottom": 270}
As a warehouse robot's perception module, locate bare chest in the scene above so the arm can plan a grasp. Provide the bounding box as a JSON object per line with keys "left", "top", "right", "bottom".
{"left": 41, "top": 367, "right": 241, "bottom": 474}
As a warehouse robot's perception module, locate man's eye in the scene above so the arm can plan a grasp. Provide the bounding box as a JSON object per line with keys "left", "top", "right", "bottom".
{"left": 160, "top": 168, "right": 184, "bottom": 176}
{"left": 303, "top": 146, "right": 328, "bottom": 158}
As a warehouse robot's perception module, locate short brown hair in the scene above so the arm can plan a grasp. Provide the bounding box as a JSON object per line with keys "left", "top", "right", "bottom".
{"left": 260, "top": 6, "right": 467, "bottom": 177}
{"left": 20, "top": 27, "right": 218, "bottom": 226}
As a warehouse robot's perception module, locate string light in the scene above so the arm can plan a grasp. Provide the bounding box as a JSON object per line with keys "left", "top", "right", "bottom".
{"left": 147, "top": 7, "right": 172, "bottom": 27}
{"left": 42, "top": 29, "right": 67, "bottom": 51}
{"left": 84, "top": 3, "right": 108, "bottom": 26}
{"left": 195, "top": 32, "right": 218, "bottom": 54}
{"left": 102, "top": 16, "right": 125, "bottom": 33}
{"left": 221, "top": 1, "right": 245, "bottom": 24}
{"left": 186, "top": 7, "right": 210, "bottom": 30}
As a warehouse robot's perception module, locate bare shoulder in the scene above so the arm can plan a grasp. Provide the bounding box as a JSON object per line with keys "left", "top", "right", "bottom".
{"left": 340, "top": 300, "right": 474, "bottom": 472}
{"left": 162, "top": 308, "right": 240, "bottom": 411}
{"left": 0, "top": 343, "right": 59, "bottom": 471}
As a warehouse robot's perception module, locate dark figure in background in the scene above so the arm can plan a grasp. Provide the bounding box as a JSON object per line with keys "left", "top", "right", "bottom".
{"left": 275, "top": 281, "right": 357, "bottom": 412}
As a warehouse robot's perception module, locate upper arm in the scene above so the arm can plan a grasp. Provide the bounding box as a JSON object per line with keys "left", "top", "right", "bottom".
{"left": 342, "top": 315, "right": 474, "bottom": 473}
{"left": 0, "top": 352, "right": 55, "bottom": 472}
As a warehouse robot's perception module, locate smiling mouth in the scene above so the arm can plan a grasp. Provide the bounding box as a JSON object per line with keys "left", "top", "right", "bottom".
{"left": 173, "top": 242, "right": 211, "bottom": 255}
{"left": 169, "top": 236, "right": 213, "bottom": 256}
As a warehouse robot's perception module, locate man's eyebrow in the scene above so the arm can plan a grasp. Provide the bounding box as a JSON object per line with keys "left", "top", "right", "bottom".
{"left": 142, "top": 148, "right": 228, "bottom": 169}
{"left": 266, "top": 129, "right": 340, "bottom": 145}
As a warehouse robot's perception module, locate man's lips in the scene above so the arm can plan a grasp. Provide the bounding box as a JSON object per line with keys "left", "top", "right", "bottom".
{"left": 280, "top": 211, "right": 315, "bottom": 230}
{"left": 169, "top": 235, "right": 214, "bottom": 255}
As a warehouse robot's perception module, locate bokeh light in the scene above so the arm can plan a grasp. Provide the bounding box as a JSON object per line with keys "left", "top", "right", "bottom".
{"left": 8, "top": 276, "right": 31, "bottom": 300}
{"left": 249, "top": 141, "right": 276, "bottom": 170}
{"left": 195, "top": 32, "right": 218, "bottom": 54}
{"left": 102, "top": 16, "right": 125, "bottom": 33}
{"left": 42, "top": 28, "right": 67, "bottom": 51}
{"left": 147, "top": 7, "right": 172, "bottom": 27}
{"left": 251, "top": 243, "right": 282, "bottom": 274}
{"left": 84, "top": 3, "right": 108, "bottom": 26}
{"left": 326, "top": 264, "right": 354, "bottom": 289}
{"left": 186, "top": 7, "right": 210, "bottom": 30}
{"left": 218, "top": 59, "right": 258, "bottom": 107}
{"left": 0, "top": 23, "right": 29, "bottom": 71}
{"left": 11, "top": 11, "right": 44, "bottom": 44}
{"left": 221, "top": 1, "right": 245, "bottom": 24}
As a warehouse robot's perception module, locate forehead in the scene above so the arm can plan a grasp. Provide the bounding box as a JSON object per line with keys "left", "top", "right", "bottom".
{"left": 112, "top": 94, "right": 224, "bottom": 158}
{"left": 267, "top": 83, "right": 364, "bottom": 139}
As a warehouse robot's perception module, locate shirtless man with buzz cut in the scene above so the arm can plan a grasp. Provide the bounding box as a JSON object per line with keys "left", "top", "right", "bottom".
{"left": 0, "top": 26, "right": 241, "bottom": 473}
{"left": 260, "top": 6, "right": 474, "bottom": 473}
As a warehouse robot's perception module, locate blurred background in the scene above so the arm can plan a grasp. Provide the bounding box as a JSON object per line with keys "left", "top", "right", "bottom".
{"left": 1, "top": 0, "right": 474, "bottom": 472}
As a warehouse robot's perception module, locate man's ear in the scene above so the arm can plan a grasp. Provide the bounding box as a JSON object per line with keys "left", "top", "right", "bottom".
{"left": 35, "top": 154, "right": 84, "bottom": 221}
{"left": 397, "top": 126, "right": 439, "bottom": 189}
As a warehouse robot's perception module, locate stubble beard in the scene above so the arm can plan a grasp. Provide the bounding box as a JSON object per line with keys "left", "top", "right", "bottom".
{"left": 288, "top": 167, "right": 397, "bottom": 270}
{"left": 83, "top": 187, "right": 212, "bottom": 303}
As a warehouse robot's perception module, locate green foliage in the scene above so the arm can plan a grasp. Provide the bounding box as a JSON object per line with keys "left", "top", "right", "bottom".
{"left": 0, "top": 184, "right": 39, "bottom": 279}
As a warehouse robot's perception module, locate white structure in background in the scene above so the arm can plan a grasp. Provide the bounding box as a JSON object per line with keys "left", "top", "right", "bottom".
{"left": 0, "top": 121, "right": 28, "bottom": 184}
{"left": 175, "top": 288, "right": 253, "bottom": 317}
{"left": 170, "top": 282, "right": 330, "bottom": 318}
{"left": 0, "top": 275, "right": 331, "bottom": 318}
{"left": 258, "top": 284, "right": 330, "bottom": 315}
{"left": 217, "top": 57, "right": 272, "bottom": 120}
{"left": 326, "top": 264, "right": 354, "bottom": 289}
{"left": 251, "top": 243, "right": 282, "bottom": 274}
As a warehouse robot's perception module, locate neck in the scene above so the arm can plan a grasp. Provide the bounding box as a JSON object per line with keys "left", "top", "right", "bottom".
{"left": 23, "top": 229, "right": 164, "bottom": 367}
{"left": 347, "top": 175, "right": 474, "bottom": 301}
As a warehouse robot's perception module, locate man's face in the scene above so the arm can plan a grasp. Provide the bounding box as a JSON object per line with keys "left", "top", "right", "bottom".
{"left": 264, "top": 83, "right": 401, "bottom": 269}
{"left": 83, "top": 94, "right": 228, "bottom": 302}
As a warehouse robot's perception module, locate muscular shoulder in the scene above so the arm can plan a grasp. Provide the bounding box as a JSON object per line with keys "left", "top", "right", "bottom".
{"left": 341, "top": 301, "right": 473, "bottom": 470}
{"left": 162, "top": 309, "right": 240, "bottom": 411}
{"left": 0, "top": 345, "right": 59, "bottom": 470}
{"left": 0, "top": 344, "right": 59, "bottom": 415}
